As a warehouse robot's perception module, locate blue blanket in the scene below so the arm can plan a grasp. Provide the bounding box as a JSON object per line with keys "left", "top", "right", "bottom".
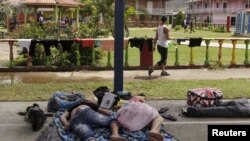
{"left": 54, "top": 111, "right": 179, "bottom": 141}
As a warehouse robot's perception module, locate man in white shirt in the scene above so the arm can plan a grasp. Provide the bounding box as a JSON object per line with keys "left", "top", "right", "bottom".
{"left": 149, "top": 16, "right": 171, "bottom": 76}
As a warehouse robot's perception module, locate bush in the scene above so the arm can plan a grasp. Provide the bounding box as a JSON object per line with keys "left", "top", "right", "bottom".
{"left": 174, "top": 25, "right": 182, "bottom": 31}
{"left": 69, "top": 43, "right": 103, "bottom": 66}
{"left": 213, "top": 26, "right": 225, "bottom": 33}
{"left": 33, "top": 43, "right": 46, "bottom": 65}
{"left": 208, "top": 24, "right": 213, "bottom": 31}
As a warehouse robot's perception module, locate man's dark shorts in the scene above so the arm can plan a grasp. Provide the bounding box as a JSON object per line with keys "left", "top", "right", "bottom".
{"left": 157, "top": 45, "right": 168, "bottom": 66}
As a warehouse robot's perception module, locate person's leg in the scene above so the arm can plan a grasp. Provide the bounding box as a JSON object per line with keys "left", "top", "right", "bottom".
{"left": 160, "top": 48, "right": 170, "bottom": 76}
{"left": 148, "top": 45, "right": 162, "bottom": 76}
{"left": 148, "top": 115, "right": 164, "bottom": 141}
{"left": 83, "top": 108, "right": 112, "bottom": 127}
{"left": 110, "top": 122, "right": 128, "bottom": 141}
{"left": 71, "top": 123, "right": 97, "bottom": 141}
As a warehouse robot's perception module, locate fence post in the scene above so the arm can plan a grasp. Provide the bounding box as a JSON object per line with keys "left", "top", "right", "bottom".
{"left": 218, "top": 39, "right": 224, "bottom": 66}
{"left": 8, "top": 41, "right": 14, "bottom": 67}
{"left": 107, "top": 51, "right": 112, "bottom": 67}
{"left": 244, "top": 40, "right": 249, "bottom": 65}
{"left": 231, "top": 39, "right": 237, "bottom": 65}
{"left": 91, "top": 48, "right": 96, "bottom": 66}
{"left": 189, "top": 47, "right": 194, "bottom": 66}
{"left": 76, "top": 43, "right": 81, "bottom": 67}
{"left": 174, "top": 46, "right": 179, "bottom": 66}
{"left": 204, "top": 39, "right": 211, "bottom": 66}
{"left": 124, "top": 45, "right": 129, "bottom": 67}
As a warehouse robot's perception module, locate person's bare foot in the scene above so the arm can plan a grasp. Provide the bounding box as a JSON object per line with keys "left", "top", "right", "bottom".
{"left": 110, "top": 136, "right": 128, "bottom": 141}
{"left": 148, "top": 132, "right": 164, "bottom": 141}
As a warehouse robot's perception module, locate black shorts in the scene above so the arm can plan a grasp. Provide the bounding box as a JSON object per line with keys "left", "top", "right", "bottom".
{"left": 157, "top": 45, "right": 168, "bottom": 66}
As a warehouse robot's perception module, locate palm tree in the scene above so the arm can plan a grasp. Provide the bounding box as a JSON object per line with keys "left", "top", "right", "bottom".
{"left": 124, "top": 6, "right": 136, "bottom": 37}
{"left": 80, "top": 0, "right": 146, "bottom": 37}
{"left": 92, "top": 0, "right": 115, "bottom": 37}
{"left": 0, "top": 2, "right": 13, "bottom": 31}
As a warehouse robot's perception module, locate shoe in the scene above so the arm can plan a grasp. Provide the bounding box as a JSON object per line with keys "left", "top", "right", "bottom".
{"left": 161, "top": 113, "right": 177, "bottom": 121}
{"left": 148, "top": 67, "right": 153, "bottom": 76}
{"left": 158, "top": 106, "right": 169, "bottom": 114}
{"left": 160, "top": 71, "right": 170, "bottom": 76}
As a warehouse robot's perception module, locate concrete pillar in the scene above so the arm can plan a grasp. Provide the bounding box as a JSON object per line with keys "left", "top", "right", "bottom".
{"left": 54, "top": 5, "right": 58, "bottom": 22}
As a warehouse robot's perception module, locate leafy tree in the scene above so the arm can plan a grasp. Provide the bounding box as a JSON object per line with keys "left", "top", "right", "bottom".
{"left": 0, "top": 1, "right": 13, "bottom": 30}
{"left": 175, "top": 11, "right": 185, "bottom": 27}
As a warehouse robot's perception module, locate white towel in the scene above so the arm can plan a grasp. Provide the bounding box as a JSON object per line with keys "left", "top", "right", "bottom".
{"left": 18, "top": 39, "right": 32, "bottom": 52}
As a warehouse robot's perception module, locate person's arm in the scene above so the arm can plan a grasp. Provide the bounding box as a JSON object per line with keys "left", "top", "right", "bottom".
{"left": 60, "top": 111, "right": 70, "bottom": 130}
{"left": 163, "top": 26, "right": 170, "bottom": 40}
{"left": 153, "top": 28, "right": 158, "bottom": 51}
{"left": 97, "top": 107, "right": 112, "bottom": 116}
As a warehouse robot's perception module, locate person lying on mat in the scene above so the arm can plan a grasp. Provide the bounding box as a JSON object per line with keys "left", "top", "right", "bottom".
{"left": 60, "top": 97, "right": 164, "bottom": 141}
{"left": 60, "top": 102, "right": 127, "bottom": 141}
{"left": 113, "top": 96, "right": 164, "bottom": 141}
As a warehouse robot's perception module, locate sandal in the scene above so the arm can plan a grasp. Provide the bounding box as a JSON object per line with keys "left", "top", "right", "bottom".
{"left": 148, "top": 132, "right": 164, "bottom": 141}
{"left": 148, "top": 67, "right": 154, "bottom": 76}
{"left": 160, "top": 71, "right": 170, "bottom": 76}
{"left": 161, "top": 113, "right": 177, "bottom": 121}
{"left": 158, "top": 106, "right": 169, "bottom": 114}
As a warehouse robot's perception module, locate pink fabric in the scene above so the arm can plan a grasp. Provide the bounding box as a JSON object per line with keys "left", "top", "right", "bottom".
{"left": 100, "top": 39, "right": 114, "bottom": 51}
{"left": 117, "top": 101, "right": 159, "bottom": 131}
{"left": 100, "top": 38, "right": 129, "bottom": 51}
{"left": 129, "top": 96, "right": 145, "bottom": 103}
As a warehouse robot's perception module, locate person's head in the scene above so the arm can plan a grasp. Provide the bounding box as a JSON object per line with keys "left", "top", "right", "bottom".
{"left": 161, "top": 16, "right": 167, "bottom": 24}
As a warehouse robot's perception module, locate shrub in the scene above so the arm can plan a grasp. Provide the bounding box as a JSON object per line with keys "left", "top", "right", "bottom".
{"left": 33, "top": 43, "right": 46, "bottom": 65}
{"left": 174, "top": 25, "right": 182, "bottom": 31}
{"left": 213, "top": 26, "right": 225, "bottom": 33}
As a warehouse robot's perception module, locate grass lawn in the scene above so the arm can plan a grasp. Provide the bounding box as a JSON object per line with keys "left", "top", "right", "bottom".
{"left": 1, "top": 78, "right": 250, "bottom": 101}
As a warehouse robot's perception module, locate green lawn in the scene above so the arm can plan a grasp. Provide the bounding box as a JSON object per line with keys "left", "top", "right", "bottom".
{"left": 1, "top": 78, "right": 250, "bottom": 101}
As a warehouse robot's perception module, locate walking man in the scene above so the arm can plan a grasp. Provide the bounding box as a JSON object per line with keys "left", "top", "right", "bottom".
{"left": 190, "top": 18, "right": 195, "bottom": 33}
{"left": 148, "top": 16, "right": 171, "bottom": 76}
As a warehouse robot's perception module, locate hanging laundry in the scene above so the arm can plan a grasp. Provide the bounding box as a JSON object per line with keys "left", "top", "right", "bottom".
{"left": 129, "top": 37, "right": 144, "bottom": 51}
{"left": 100, "top": 39, "right": 114, "bottom": 51}
{"left": 17, "top": 39, "right": 32, "bottom": 52}
{"left": 146, "top": 38, "right": 153, "bottom": 51}
{"left": 176, "top": 38, "right": 187, "bottom": 45}
{"left": 58, "top": 39, "right": 74, "bottom": 52}
{"left": 42, "top": 39, "right": 60, "bottom": 55}
{"left": 81, "top": 39, "right": 94, "bottom": 48}
{"left": 189, "top": 38, "right": 203, "bottom": 47}
{"left": 99, "top": 38, "right": 129, "bottom": 51}
{"left": 94, "top": 39, "right": 101, "bottom": 48}
{"left": 29, "top": 39, "right": 42, "bottom": 56}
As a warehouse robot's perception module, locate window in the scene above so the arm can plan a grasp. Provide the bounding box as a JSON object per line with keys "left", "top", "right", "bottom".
{"left": 216, "top": 3, "right": 219, "bottom": 8}
{"left": 205, "top": 3, "right": 208, "bottom": 8}
{"left": 246, "top": 3, "right": 249, "bottom": 8}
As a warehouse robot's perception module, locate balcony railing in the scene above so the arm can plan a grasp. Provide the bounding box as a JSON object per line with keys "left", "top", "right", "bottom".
{"left": 186, "top": 7, "right": 246, "bottom": 14}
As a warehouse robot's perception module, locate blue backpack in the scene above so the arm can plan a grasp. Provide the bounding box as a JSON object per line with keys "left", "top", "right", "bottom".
{"left": 47, "top": 91, "right": 85, "bottom": 112}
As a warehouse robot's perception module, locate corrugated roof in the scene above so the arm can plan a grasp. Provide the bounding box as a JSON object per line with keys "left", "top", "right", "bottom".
{"left": 23, "top": 0, "right": 82, "bottom": 6}
{"left": 57, "top": 0, "right": 78, "bottom": 5}
{"left": 5, "top": 0, "right": 23, "bottom": 6}
{"left": 23, "top": 0, "right": 56, "bottom": 5}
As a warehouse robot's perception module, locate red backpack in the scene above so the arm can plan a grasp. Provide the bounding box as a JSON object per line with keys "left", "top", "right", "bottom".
{"left": 187, "top": 88, "right": 223, "bottom": 107}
